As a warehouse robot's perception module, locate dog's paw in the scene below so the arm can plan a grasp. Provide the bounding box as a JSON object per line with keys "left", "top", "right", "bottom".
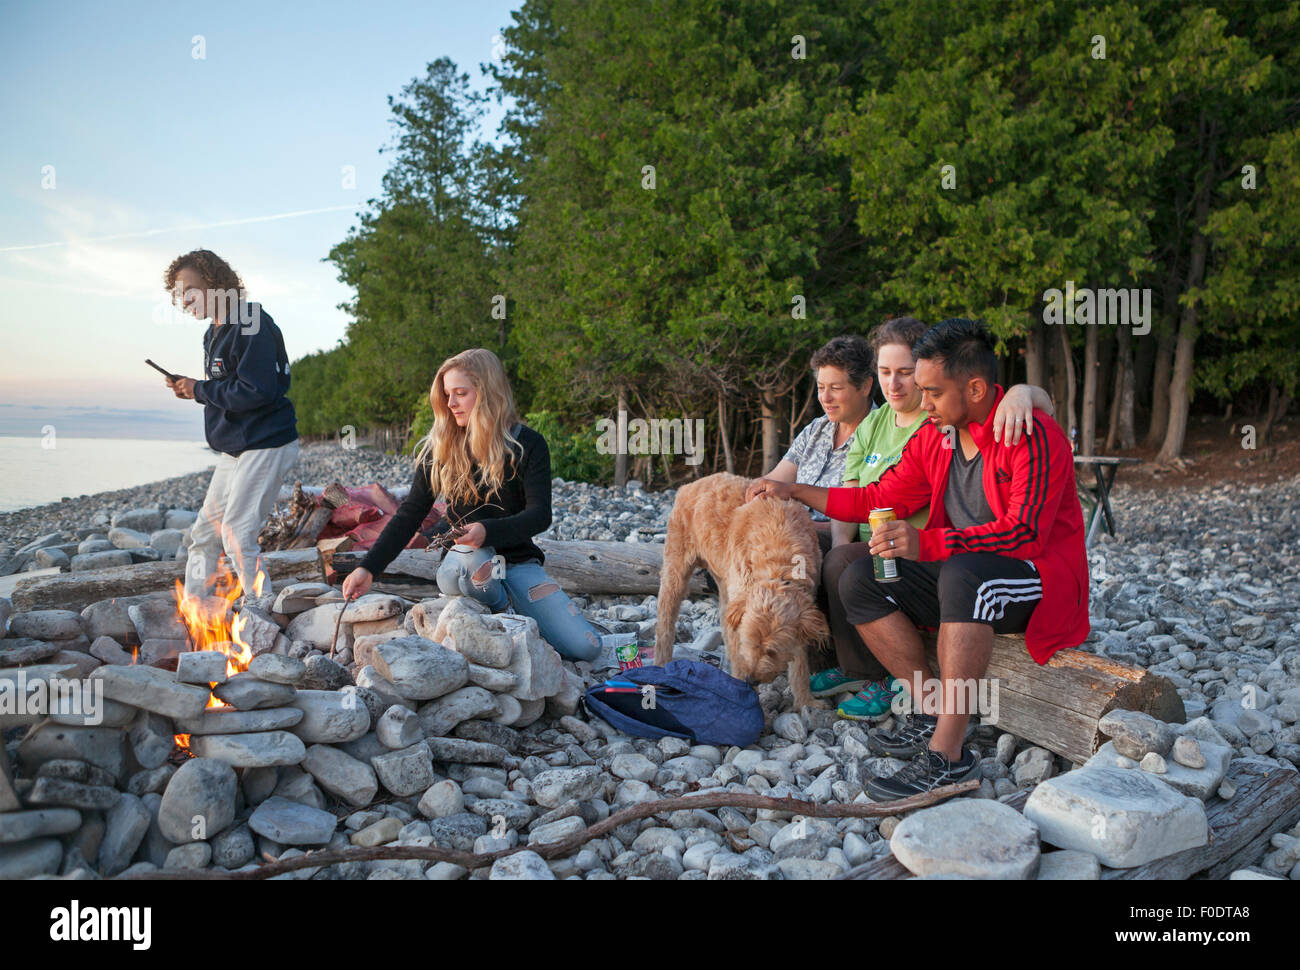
{"left": 790, "top": 695, "right": 827, "bottom": 713}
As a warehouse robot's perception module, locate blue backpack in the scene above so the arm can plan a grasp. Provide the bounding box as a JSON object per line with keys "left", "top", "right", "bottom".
{"left": 583, "top": 660, "right": 765, "bottom": 748}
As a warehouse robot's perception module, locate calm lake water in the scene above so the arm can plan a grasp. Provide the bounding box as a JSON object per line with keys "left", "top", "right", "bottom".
{"left": 0, "top": 436, "right": 216, "bottom": 512}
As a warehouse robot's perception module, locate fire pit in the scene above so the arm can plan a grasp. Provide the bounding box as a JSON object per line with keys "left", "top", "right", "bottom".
{"left": 0, "top": 560, "right": 588, "bottom": 879}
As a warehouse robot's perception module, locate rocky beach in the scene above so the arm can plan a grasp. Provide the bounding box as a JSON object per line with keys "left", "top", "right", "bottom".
{"left": 1, "top": 442, "right": 1298, "bottom": 880}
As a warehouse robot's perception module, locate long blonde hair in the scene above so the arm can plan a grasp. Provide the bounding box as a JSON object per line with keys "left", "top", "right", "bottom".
{"left": 414, "top": 348, "right": 523, "bottom": 506}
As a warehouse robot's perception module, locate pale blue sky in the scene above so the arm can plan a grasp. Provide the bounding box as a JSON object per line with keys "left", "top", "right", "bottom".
{"left": 0, "top": 0, "right": 518, "bottom": 438}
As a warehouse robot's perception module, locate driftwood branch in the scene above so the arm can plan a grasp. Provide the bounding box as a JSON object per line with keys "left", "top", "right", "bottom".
{"left": 115, "top": 782, "right": 978, "bottom": 880}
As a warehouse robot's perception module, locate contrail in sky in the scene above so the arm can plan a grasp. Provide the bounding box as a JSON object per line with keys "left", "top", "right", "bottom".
{"left": 0, "top": 204, "right": 361, "bottom": 253}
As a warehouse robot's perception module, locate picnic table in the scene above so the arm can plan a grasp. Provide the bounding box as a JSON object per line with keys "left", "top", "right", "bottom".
{"left": 1074, "top": 455, "right": 1143, "bottom": 546}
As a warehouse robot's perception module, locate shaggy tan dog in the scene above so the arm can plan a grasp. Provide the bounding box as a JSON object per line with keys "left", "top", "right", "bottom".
{"left": 655, "top": 472, "right": 829, "bottom": 709}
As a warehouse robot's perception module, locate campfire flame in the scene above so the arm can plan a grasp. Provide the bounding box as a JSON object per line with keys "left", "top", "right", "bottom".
{"left": 171, "top": 558, "right": 270, "bottom": 744}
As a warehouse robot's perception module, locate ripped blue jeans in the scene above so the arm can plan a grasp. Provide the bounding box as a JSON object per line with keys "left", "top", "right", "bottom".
{"left": 436, "top": 546, "right": 602, "bottom": 662}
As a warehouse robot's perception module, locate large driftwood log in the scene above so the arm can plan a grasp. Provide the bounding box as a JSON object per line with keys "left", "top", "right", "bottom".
{"left": 916, "top": 632, "right": 1184, "bottom": 767}
{"left": 9, "top": 549, "right": 325, "bottom": 612}
{"left": 330, "top": 539, "right": 708, "bottom": 597}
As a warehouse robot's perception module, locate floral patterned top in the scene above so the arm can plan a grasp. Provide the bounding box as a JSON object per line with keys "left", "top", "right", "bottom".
{"left": 782, "top": 413, "right": 859, "bottom": 522}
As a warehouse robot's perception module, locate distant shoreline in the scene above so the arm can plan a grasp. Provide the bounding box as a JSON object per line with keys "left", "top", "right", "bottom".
{"left": 0, "top": 402, "right": 205, "bottom": 442}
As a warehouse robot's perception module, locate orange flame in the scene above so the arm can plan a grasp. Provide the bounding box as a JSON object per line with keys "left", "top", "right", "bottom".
{"left": 172, "top": 559, "right": 269, "bottom": 708}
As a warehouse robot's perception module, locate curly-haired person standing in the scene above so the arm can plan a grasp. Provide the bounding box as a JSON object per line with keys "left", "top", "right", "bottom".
{"left": 161, "top": 249, "right": 299, "bottom": 601}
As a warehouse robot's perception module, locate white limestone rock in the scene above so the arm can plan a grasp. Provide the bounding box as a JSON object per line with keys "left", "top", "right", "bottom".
{"left": 372, "top": 636, "right": 469, "bottom": 701}
{"left": 286, "top": 603, "right": 353, "bottom": 653}
{"left": 890, "top": 799, "right": 1041, "bottom": 880}
{"left": 498, "top": 614, "right": 563, "bottom": 701}
{"left": 1023, "top": 766, "right": 1208, "bottom": 868}
{"left": 1085, "top": 740, "right": 1231, "bottom": 801}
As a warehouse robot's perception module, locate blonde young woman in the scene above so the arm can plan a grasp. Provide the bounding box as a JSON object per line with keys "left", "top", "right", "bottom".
{"left": 342, "top": 348, "right": 605, "bottom": 661}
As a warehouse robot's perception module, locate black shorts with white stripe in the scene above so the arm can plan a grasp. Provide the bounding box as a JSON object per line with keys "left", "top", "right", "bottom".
{"left": 840, "top": 552, "right": 1041, "bottom": 634}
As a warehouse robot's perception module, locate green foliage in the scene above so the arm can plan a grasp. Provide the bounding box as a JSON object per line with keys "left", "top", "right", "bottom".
{"left": 288, "top": 344, "right": 357, "bottom": 436}
{"left": 1189, "top": 1, "right": 1300, "bottom": 402}
{"left": 402, "top": 393, "right": 434, "bottom": 456}
{"left": 828, "top": 0, "right": 1170, "bottom": 350}
{"left": 497, "top": 0, "right": 872, "bottom": 418}
{"left": 296, "top": 0, "right": 1298, "bottom": 474}
{"left": 524, "top": 410, "right": 615, "bottom": 483}
{"left": 1195, "top": 124, "right": 1300, "bottom": 400}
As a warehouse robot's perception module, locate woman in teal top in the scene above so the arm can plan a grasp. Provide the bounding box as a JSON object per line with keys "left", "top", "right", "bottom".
{"left": 811, "top": 317, "right": 1054, "bottom": 719}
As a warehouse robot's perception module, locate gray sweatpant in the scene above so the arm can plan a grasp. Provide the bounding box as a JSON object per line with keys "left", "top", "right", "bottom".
{"left": 184, "top": 439, "right": 300, "bottom": 599}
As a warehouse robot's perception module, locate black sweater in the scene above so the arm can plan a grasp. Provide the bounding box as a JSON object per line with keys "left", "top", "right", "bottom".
{"left": 192, "top": 303, "right": 298, "bottom": 456}
{"left": 359, "top": 424, "right": 553, "bottom": 575}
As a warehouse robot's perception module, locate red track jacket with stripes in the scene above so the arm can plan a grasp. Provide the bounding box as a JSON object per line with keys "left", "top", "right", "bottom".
{"left": 824, "top": 385, "right": 1090, "bottom": 663}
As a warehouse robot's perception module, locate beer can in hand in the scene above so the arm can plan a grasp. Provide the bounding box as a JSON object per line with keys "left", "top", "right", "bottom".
{"left": 869, "top": 507, "right": 900, "bottom": 583}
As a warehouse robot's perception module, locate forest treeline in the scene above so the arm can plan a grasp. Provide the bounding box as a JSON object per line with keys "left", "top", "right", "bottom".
{"left": 289, "top": 0, "right": 1299, "bottom": 484}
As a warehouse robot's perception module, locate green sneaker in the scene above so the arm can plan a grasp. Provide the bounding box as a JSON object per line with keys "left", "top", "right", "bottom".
{"left": 809, "top": 667, "right": 868, "bottom": 699}
{"left": 837, "top": 678, "right": 903, "bottom": 722}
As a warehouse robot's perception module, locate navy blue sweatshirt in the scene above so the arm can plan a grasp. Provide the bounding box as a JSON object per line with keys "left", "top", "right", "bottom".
{"left": 359, "top": 424, "right": 553, "bottom": 575}
{"left": 192, "top": 302, "right": 298, "bottom": 455}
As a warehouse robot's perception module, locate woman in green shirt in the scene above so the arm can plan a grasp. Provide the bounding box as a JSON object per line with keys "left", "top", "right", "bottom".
{"left": 811, "top": 317, "right": 1054, "bottom": 719}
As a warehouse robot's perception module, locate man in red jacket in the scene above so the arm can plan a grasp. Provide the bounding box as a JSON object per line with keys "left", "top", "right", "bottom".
{"left": 746, "top": 318, "right": 1088, "bottom": 797}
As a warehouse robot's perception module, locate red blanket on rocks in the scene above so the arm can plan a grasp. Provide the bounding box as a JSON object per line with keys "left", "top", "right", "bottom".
{"left": 317, "top": 484, "right": 445, "bottom": 551}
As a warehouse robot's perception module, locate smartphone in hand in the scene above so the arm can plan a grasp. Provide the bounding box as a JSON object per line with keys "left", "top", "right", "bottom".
{"left": 145, "top": 359, "right": 179, "bottom": 381}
